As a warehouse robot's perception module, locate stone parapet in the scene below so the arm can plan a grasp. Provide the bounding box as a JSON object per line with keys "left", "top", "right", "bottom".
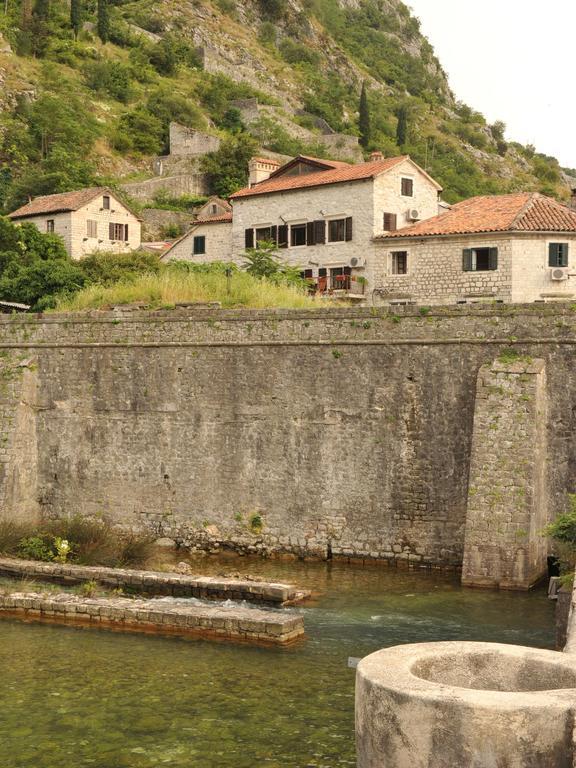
{"left": 0, "top": 558, "right": 308, "bottom": 605}
{"left": 0, "top": 591, "right": 305, "bottom": 646}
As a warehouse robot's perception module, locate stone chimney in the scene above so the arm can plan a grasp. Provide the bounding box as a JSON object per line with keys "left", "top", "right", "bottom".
{"left": 370, "top": 151, "right": 384, "bottom": 162}
{"left": 570, "top": 188, "right": 576, "bottom": 212}
{"left": 248, "top": 157, "right": 281, "bottom": 188}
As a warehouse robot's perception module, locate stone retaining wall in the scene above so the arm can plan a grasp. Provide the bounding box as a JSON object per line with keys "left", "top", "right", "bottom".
{"left": 0, "top": 592, "right": 304, "bottom": 645}
{"left": 0, "top": 558, "right": 306, "bottom": 605}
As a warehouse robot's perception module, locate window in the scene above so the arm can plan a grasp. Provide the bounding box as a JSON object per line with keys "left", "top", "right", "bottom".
{"left": 193, "top": 235, "right": 206, "bottom": 255}
{"left": 328, "top": 219, "right": 345, "bottom": 242}
{"left": 102, "top": 195, "right": 111, "bottom": 210}
{"left": 401, "top": 178, "right": 414, "bottom": 197}
{"left": 255, "top": 227, "right": 272, "bottom": 243}
{"left": 86, "top": 220, "right": 98, "bottom": 239}
{"left": 291, "top": 224, "right": 307, "bottom": 247}
{"left": 109, "top": 223, "right": 129, "bottom": 241}
{"left": 391, "top": 251, "right": 408, "bottom": 275}
{"left": 549, "top": 243, "right": 569, "bottom": 267}
{"left": 383, "top": 213, "right": 397, "bottom": 231}
{"left": 46, "top": 220, "right": 54, "bottom": 233}
{"left": 462, "top": 247, "right": 498, "bottom": 272}
{"left": 328, "top": 218, "right": 352, "bottom": 243}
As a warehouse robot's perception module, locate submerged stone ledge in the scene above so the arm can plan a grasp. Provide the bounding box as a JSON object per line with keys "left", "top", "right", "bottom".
{"left": 0, "top": 592, "right": 305, "bottom": 646}
{"left": 0, "top": 557, "right": 309, "bottom": 605}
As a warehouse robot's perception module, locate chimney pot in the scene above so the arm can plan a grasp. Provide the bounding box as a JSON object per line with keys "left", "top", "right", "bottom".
{"left": 370, "top": 151, "right": 384, "bottom": 162}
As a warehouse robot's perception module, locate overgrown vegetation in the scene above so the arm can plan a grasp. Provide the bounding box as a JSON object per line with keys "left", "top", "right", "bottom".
{"left": 0, "top": 0, "right": 569, "bottom": 212}
{"left": 0, "top": 516, "right": 155, "bottom": 568}
{"left": 545, "top": 496, "right": 576, "bottom": 586}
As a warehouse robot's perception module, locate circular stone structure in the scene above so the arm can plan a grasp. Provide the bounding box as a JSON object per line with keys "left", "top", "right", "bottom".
{"left": 356, "top": 642, "right": 576, "bottom": 768}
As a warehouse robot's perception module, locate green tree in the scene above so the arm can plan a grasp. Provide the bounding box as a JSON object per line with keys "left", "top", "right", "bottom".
{"left": 70, "top": 0, "right": 82, "bottom": 40}
{"left": 396, "top": 105, "right": 408, "bottom": 148}
{"left": 97, "top": 0, "right": 109, "bottom": 43}
{"left": 358, "top": 81, "right": 371, "bottom": 149}
{"left": 201, "top": 134, "right": 258, "bottom": 198}
{"left": 242, "top": 240, "right": 305, "bottom": 287}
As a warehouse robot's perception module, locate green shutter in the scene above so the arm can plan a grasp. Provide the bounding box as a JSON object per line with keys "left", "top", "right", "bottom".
{"left": 270, "top": 225, "right": 278, "bottom": 244}
{"left": 462, "top": 249, "right": 473, "bottom": 271}
{"left": 489, "top": 248, "right": 498, "bottom": 271}
{"left": 562, "top": 244, "right": 569, "bottom": 267}
{"left": 549, "top": 243, "right": 560, "bottom": 267}
{"left": 278, "top": 225, "right": 288, "bottom": 249}
{"left": 245, "top": 229, "right": 254, "bottom": 249}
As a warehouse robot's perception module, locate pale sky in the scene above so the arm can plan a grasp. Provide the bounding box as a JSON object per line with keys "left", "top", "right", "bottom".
{"left": 407, "top": 0, "right": 576, "bottom": 169}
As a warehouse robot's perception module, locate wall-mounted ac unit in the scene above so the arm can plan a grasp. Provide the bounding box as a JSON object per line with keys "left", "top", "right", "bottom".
{"left": 349, "top": 256, "right": 366, "bottom": 268}
{"left": 407, "top": 209, "right": 420, "bottom": 221}
{"left": 550, "top": 268, "right": 569, "bottom": 281}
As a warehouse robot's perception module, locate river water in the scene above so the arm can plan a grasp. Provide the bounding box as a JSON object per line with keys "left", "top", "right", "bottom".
{"left": 0, "top": 559, "right": 554, "bottom": 768}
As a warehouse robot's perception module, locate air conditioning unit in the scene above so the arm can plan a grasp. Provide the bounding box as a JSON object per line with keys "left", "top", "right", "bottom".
{"left": 550, "top": 268, "right": 569, "bottom": 281}
{"left": 349, "top": 256, "right": 366, "bottom": 268}
{"left": 407, "top": 209, "right": 421, "bottom": 221}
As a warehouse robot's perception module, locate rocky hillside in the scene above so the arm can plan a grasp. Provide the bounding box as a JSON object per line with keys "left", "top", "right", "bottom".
{"left": 0, "top": 0, "right": 571, "bottom": 215}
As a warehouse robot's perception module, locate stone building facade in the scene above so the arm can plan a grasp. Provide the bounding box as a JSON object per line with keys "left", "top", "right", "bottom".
{"left": 162, "top": 215, "right": 233, "bottom": 263}
{"left": 375, "top": 193, "right": 576, "bottom": 305}
{"left": 8, "top": 188, "right": 142, "bottom": 260}
{"left": 230, "top": 154, "right": 442, "bottom": 297}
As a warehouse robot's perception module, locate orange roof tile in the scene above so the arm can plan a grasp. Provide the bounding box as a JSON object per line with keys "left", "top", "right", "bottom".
{"left": 231, "top": 156, "right": 412, "bottom": 199}
{"left": 8, "top": 188, "right": 121, "bottom": 219}
{"left": 381, "top": 193, "right": 576, "bottom": 239}
{"left": 194, "top": 213, "right": 233, "bottom": 224}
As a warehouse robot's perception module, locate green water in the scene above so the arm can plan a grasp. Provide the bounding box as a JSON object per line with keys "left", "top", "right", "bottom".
{"left": 0, "top": 559, "right": 554, "bottom": 768}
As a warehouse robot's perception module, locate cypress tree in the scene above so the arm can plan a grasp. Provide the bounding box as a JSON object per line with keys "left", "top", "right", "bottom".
{"left": 358, "top": 81, "right": 371, "bottom": 149}
{"left": 97, "top": 0, "right": 109, "bottom": 43}
{"left": 396, "top": 105, "right": 408, "bottom": 148}
{"left": 71, "top": 0, "right": 82, "bottom": 39}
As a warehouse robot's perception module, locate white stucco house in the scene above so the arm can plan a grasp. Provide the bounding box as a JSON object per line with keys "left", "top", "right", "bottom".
{"left": 374, "top": 192, "right": 576, "bottom": 306}
{"left": 8, "top": 188, "right": 142, "bottom": 260}
{"left": 229, "top": 153, "right": 443, "bottom": 298}
{"left": 162, "top": 197, "right": 233, "bottom": 263}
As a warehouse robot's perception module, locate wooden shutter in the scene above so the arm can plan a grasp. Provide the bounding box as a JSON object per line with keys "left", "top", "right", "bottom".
{"left": 462, "top": 249, "right": 473, "bottom": 271}
{"left": 345, "top": 217, "right": 353, "bottom": 242}
{"left": 489, "top": 247, "right": 498, "bottom": 271}
{"left": 245, "top": 228, "right": 254, "bottom": 249}
{"left": 306, "top": 222, "right": 316, "bottom": 247}
{"left": 125, "top": 224, "right": 129, "bottom": 241}
{"left": 314, "top": 220, "right": 326, "bottom": 245}
{"left": 109, "top": 223, "right": 115, "bottom": 241}
{"left": 383, "top": 213, "right": 397, "bottom": 231}
{"left": 270, "top": 225, "right": 278, "bottom": 244}
{"left": 561, "top": 244, "right": 569, "bottom": 267}
{"left": 278, "top": 225, "right": 288, "bottom": 249}
{"left": 549, "top": 243, "right": 569, "bottom": 267}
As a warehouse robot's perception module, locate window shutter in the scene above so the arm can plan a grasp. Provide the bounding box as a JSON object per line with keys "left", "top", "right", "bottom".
{"left": 307, "top": 222, "right": 316, "bottom": 247}
{"left": 270, "top": 225, "right": 278, "bottom": 244}
{"left": 489, "top": 247, "right": 498, "bottom": 271}
{"left": 561, "top": 244, "right": 569, "bottom": 267}
{"left": 314, "top": 220, "right": 326, "bottom": 245}
{"left": 383, "top": 213, "right": 397, "bottom": 231}
{"left": 278, "top": 225, "right": 288, "bottom": 249}
{"left": 462, "top": 249, "right": 473, "bottom": 272}
{"left": 125, "top": 224, "right": 129, "bottom": 241}
{"left": 109, "top": 223, "right": 115, "bottom": 241}
{"left": 245, "top": 229, "right": 254, "bottom": 249}
{"left": 548, "top": 243, "right": 558, "bottom": 267}
{"left": 345, "top": 217, "right": 353, "bottom": 242}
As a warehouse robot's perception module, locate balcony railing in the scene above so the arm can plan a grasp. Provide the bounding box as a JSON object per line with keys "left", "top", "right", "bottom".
{"left": 312, "top": 275, "right": 366, "bottom": 296}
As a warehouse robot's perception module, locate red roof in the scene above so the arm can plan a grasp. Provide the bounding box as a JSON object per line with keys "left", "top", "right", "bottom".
{"left": 381, "top": 193, "right": 576, "bottom": 239}
{"left": 231, "top": 156, "right": 414, "bottom": 199}
{"left": 8, "top": 187, "right": 131, "bottom": 219}
{"left": 194, "top": 213, "right": 233, "bottom": 224}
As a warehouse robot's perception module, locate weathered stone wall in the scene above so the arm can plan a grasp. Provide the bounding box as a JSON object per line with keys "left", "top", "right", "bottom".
{"left": 121, "top": 175, "right": 210, "bottom": 203}
{"left": 140, "top": 209, "right": 193, "bottom": 240}
{"left": 2, "top": 304, "right": 576, "bottom": 570}
{"left": 462, "top": 358, "right": 548, "bottom": 589}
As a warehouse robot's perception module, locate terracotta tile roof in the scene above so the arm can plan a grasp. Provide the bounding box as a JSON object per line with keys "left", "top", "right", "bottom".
{"left": 231, "top": 156, "right": 411, "bottom": 199}
{"left": 251, "top": 157, "right": 281, "bottom": 165}
{"left": 194, "top": 213, "right": 233, "bottom": 224}
{"left": 8, "top": 187, "right": 113, "bottom": 219}
{"left": 381, "top": 193, "right": 576, "bottom": 239}
{"left": 297, "top": 155, "right": 351, "bottom": 168}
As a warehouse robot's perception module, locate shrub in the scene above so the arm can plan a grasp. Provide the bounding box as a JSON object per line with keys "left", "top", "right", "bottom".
{"left": 78, "top": 251, "right": 163, "bottom": 286}
{"left": 113, "top": 108, "right": 164, "bottom": 155}
{"left": 84, "top": 60, "right": 135, "bottom": 103}
{"left": 0, "top": 519, "right": 34, "bottom": 555}
{"left": 18, "top": 535, "right": 56, "bottom": 562}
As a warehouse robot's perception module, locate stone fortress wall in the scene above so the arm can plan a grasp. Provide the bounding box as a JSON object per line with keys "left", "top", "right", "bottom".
{"left": 1, "top": 304, "right": 575, "bottom": 587}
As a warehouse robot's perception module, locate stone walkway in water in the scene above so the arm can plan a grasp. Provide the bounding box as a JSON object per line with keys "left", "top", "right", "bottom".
{"left": 0, "top": 591, "right": 305, "bottom": 645}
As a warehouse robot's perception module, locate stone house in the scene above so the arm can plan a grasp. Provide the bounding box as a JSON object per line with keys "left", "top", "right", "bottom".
{"left": 8, "top": 188, "right": 142, "bottom": 260}
{"left": 375, "top": 193, "right": 576, "bottom": 305}
{"left": 162, "top": 198, "right": 233, "bottom": 264}
{"left": 229, "top": 153, "right": 443, "bottom": 298}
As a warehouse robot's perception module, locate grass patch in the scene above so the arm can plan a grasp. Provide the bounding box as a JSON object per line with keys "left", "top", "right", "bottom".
{"left": 54, "top": 269, "right": 336, "bottom": 311}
